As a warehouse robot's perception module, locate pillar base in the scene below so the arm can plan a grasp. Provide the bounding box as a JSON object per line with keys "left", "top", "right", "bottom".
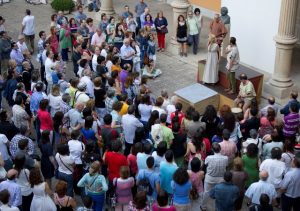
{"left": 264, "top": 82, "right": 296, "bottom": 105}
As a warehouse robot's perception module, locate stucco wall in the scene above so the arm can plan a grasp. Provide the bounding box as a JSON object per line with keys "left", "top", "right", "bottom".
{"left": 222, "top": 0, "right": 281, "bottom": 74}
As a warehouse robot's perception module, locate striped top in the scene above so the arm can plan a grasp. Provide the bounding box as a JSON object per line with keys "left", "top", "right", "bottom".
{"left": 283, "top": 112, "right": 300, "bottom": 137}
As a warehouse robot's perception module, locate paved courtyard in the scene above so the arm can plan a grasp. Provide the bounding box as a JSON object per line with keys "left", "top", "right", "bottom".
{"left": 0, "top": 0, "right": 276, "bottom": 210}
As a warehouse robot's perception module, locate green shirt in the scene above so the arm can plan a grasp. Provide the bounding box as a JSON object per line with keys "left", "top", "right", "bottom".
{"left": 187, "top": 17, "right": 199, "bottom": 35}
{"left": 162, "top": 125, "right": 174, "bottom": 148}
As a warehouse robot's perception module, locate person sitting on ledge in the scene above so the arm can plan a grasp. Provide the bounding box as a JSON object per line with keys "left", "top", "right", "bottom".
{"left": 234, "top": 74, "right": 256, "bottom": 113}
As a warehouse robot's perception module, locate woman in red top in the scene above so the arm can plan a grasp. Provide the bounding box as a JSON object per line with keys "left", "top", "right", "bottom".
{"left": 170, "top": 102, "right": 185, "bottom": 127}
{"left": 47, "top": 26, "right": 59, "bottom": 54}
{"left": 103, "top": 140, "right": 128, "bottom": 200}
{"left": 127, "top": 142, "right": 142, "bottom": 177}
{"left": 37, "top": 99, "right": 53, "bottom": 144}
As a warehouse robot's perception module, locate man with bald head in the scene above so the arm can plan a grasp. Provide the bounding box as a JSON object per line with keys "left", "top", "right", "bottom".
{"left": 260, "top": 96, "right": 280, "bottom": 117}
{"left": 210, "top": 14, "right": 227, "bottom": 39}
{"left": 245, "top": 170, "right": 277, "bottom": 206}
{"left": 0, "top": 169, "right": 22, "bottom": 208}
{"left": 64, "top": 102, "right": 85, "bottom": 131}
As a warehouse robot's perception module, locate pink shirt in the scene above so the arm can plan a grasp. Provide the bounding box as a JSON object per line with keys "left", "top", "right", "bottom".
{"left": 91, "top": 32, "right": 106, "bottom": 46}
{"left": 152, "top": 203, "right": 176, "bottom": 211}
{"left": 220, "top": 140, "right": 237, "bottom": 162}
{"left": 113, "top": 177, "right": 135, "bottom": 203}
{"left": 37, "top": 109, "right": 53, "bottom": 131}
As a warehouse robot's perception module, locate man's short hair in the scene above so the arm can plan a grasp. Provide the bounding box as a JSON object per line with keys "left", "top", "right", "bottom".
{"left": 212, "top": 142, "right": 221, "bottom": 153}
{"left": 146, "top": 156, "right": 155, "bottom": 168}
{"left": 239, "top": 73, "right": 247, "bottom": 80}
{"left": 104, "top": 114, "right": 112, "bottom": 125}
{"left": 268, "top": 97, "right": 275, "bottom": 105}
{"left": 160, "top": 113, "right": 167, "bottom": 123}
{"left": 165, "top": 150, "right": 174, "bottom": 162}
{"left": 271, "top": 147, "right": 282, "bottom": 160}
{"left": 18, "top": 138, "right": 29, "bottom": 150}
{"left": 230, "top": 37, "right": 237, "bottom": 45}
{"left": 291, "top": 90, "right": 298, "bottom": 99}
{"left": 223, "top": 171, "right": 232, "bottom": 182}
{"left": 222, "top": 129, "right": 231, "bottom": 140}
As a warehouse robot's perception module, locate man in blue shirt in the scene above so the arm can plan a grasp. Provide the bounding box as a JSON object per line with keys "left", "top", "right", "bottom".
{"left": 135, "top": 0, "right": 147, "bottom": 29}
{"left": 159, "top": 150, "right": 178, "bottom": 194}
{"left": 210, "top": 171, "right": 239, "bottom": 211}
{"left": 75, "top": 5, "right": 87, "bottom": 24}
{"left": 136, "top": 156, "right": 160, "bottom": 200}
{"left": 280, "top": 152, "right": 300, "bottom": 211}
{"left": 280, "top": 90, "right": 300, "bottom": 116}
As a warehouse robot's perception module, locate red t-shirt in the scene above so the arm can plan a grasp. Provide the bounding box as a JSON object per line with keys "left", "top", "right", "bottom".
{"left": 105, "top": 151, "right": 128, "bottom": 181}
{"left": 203, "top": 137, "right": 211, "bottom": 157}
{"left": 170, "top": 111, "right": 185, "bottom": 125}
{"left": 37, "top": 109, "right": 53, "bottom": 131}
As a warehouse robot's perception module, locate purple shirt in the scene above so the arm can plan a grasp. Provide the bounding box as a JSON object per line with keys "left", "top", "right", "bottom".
{"left": 283, "top": 112, "right": 300, "bottom": 137}
{"left": 10, "top": 49, "right": 24, "bottom": 65}
{"left": 119, "top": 69, "right": 128, "bottom": 94}
{"left": 113, "top": 177, "right": 135, "bottom": 203}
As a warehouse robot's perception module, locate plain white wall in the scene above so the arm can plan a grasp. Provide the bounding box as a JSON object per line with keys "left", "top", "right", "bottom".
{"left": 222, "top": 0, "right": 282, "bottom": 74}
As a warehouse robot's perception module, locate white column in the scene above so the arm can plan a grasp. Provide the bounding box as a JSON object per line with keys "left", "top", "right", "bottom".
{"left": 170, "top": 0, "right": 190, "bottom": 44}
{"left": 269, "top": 0, "right": 298, "bottom": 88}
{"left": 95, "top": 0, "right": 115, "bottom": 21}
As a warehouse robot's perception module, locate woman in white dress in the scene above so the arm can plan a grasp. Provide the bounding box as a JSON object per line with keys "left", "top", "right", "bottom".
{"left": 202, "top": 34, "right": 220, "bottom": 84}
{"left": 29, "top": 168, "right": 56, "bottom": 211}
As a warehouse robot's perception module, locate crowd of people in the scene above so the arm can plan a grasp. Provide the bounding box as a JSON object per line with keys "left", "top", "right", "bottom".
{"left": 0, "top": 0, "right": 300, "bottom": 211}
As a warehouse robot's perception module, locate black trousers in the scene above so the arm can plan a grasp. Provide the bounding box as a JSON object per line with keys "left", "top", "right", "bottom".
{"left": 281, "top": 193, "right": 300, "bottom": 211}
{"left": 124, "top": 142, "right": 133, "bottom": 156}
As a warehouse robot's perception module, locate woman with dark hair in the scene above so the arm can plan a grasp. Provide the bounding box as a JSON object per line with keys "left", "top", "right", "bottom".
{"left": 170, "top": 102, "right": 185, "bottom": 126}
{"left": 114, "top": 23, "right": 125, "bottom": 50}
{"left": 187, "top": 157, "right": 204, "bottom": 210}
{"left": 54, "top": 180, "right": 76, "bottom": 211}
{"left": 170, "top": 122, "right": 187, "bottom": 167}
{"left": 171, "top": 167, "right": 192, "bottom": 210}
{"left": 37, "top": 99, "right": 53, "bottom": 145}
{"left": 249, "top": 194, "right": 273, "bottom": 211}
{"left": 281, "top": 139, "right": 295, "bottom": 172}
{"left": 14, "top": 154, "right": 33, "bottom": 211}
{"left": 53, "top": 111, "right": 70, "bottom": 145}
{"left": 128, "top": 191, "right": 150, "bottom": 211}
{"left": 152, "top": 189, "right": 176, "bottom": 211}
{"left": 29, "top": 167, "right": 56, "bottom": 210}
{"left": 185, "top": 132, "right": 207, "bottom": 163}
{"left": 242, "top": 143, "right": 259, "bottom": 187}
{"left": 81, "top": 116, "right": 97, "bottom": 142}
{"left": 143, "top": 14, "right": 155, "bottom": 31}
{"left": 127, "top": 142, "right": 142, "bottom": 177}
{"left": 147, "top": 110, "right": 159, "bottom": 132}
{"left": 201, "top": 105, "right": 220, "bottom": 140}
{"left": 39, "top": 130, "right": 56, "bottom": 189}
{"left": 152, "top": 141, "right": 168, "bottom": 171}
{"left": 55, "top": 143, "right": 75, "bottom": 197}
{"left": 81, "top": 140, "right": 103, "bottom": 175}
{"left": 181, "top": 106, "right": 195, "bottom": 134}
{"left": 223, "top": 112, "right": 242, "bottom": 144}
{"left": 176, "top": 15, "right": 188, "bottom": 57}
{"left": 259, "top": 107, "right": 276, "bottom": 138}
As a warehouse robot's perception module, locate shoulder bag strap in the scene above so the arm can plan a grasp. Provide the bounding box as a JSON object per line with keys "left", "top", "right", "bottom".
{"left": 23, "top": 169, "right": 29, "bottom": 182}
{"left": 89, "top": 174, "right": 99, "bottom": 188}
{"left": 59, "top": 155, "right": 73, "bottom": 173}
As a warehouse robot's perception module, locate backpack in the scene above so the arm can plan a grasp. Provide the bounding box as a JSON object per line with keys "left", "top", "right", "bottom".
{"left": 137, "top": 171, "right": 153, "bottom": 196}
{"left": 151, "top": 124, "right": 163, "bottom": 148}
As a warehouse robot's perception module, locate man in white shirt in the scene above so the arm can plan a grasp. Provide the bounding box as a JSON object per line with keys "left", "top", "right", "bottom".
{"left": 245, "top": 170, "right": 277, "bottom": 206}
{"left": 122, "top": 105, "right": 143, "bottom": 156}
{"left": 260, "top": 147, "right": 286, "bottom": 189}
{"left": 21, "top": 9, "right": 35, "bottom": 54}
{"left": 91, "top": 28, "right": 106, "bottom": 48}
{"left": 80, "top": 69, "right": 94, "bottom": 98}
{"left": 0, "top": 134, "right": 12, "bottom": 170}
{"left": 120, "top": 38, "right": 135, "bottom": 67}
{"left": 68, "top": 130, "right": 85, "bottom": 165}
{"left": 44, "top": 50, "right": 55, "bottom": 94}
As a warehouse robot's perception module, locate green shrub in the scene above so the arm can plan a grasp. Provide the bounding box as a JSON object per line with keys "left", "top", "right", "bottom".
{"left": 51, "top": 0, "right": 75, "bottom": 12}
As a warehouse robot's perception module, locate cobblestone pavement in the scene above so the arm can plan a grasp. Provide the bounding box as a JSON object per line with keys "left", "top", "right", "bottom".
{"left": 0, "top": 1, "right": 272, "bottom": 210}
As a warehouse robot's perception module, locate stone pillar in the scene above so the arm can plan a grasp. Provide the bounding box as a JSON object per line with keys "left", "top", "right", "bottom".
{"left": 269, "top": 0, "right": 298, "bottom": 88}
{"left": 95, "top": 0, "right": 115, "bottom": 21}
{"left": 170, "top": 0, "right": 190, "bottom": 44}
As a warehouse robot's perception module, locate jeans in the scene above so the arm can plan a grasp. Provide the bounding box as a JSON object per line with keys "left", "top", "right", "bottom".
{"left": 61, "top": 48, "right": 69, "bottom": 61}
{"left": 140, "top": 50, "right": 145, "bottom": 68}
{"left": 89, "top": 193, "right": 105, "bottom": 211}
{"left": 227, "top": 71, "right": 236, "bottom": 93}
{"left": 281, "top": 193, "right": 300, "bottom": 211}
{"left": 136, "top": 17, "right": 141, "bottom": 33}
{"left": 189, "top": 34, "right": 199, "bottom": 54}
{"left": 202, "top": 177, "right": 223, "bottom": 210}
{"left": 57, "top": 171, "right": 74, "bottom": 197}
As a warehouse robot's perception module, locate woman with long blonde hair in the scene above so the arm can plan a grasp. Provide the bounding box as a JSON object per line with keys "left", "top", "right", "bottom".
{"left": 202, "top": 34, "right": 220, "bottom": 84}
